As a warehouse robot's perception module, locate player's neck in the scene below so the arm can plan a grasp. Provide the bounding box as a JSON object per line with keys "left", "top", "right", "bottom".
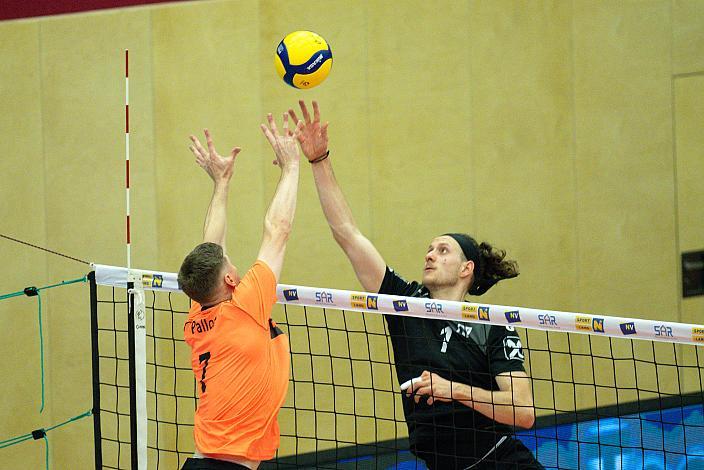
{"left": 202, "top": 290, "right": 233, "bottom": 309}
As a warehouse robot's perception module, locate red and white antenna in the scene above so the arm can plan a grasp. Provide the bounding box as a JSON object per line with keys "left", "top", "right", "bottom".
{"left": 125, "top": 49, "right": 131, "bottom": 270}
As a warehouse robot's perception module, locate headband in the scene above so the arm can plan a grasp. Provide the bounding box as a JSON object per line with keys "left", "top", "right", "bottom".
{"left": 443, "top": 233, "right": 497, "bottom": 296}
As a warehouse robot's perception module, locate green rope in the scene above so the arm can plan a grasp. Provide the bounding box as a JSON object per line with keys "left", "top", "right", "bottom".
{"left": 0, "top": 276, "right": 87, "bottom": 301}
{"left": 0, "top": 409, "right": 92, "bottom": 470}
{"left": 0, "top": 434, "right": 33, "bottom": 449}
{"left": 44, "top": 409, "right": 92, "bottom": 432}
{"left": 38, "top": 293, "right": 44, "bottom": 413}
{"left": 0, "top": 276, "right": 86, "bottom": 413}
{"left": 43, "top": 435, "right": 49, "bottom": 470}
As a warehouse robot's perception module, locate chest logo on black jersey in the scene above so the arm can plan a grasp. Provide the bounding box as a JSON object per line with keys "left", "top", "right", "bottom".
{"left": 456, "top": 323, "right": 472, "bottom": 338}
{"left": 504, "top": 337, "right": 524, "bottom": 360}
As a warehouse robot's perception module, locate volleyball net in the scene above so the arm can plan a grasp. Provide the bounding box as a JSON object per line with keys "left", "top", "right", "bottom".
{"left": 90, "top": 263, "right": 704, "bottom": 469}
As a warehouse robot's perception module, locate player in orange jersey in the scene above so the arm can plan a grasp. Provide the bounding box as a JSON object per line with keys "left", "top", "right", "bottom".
{"left": 177, "top": 113, "right": 303, "bottom": 470}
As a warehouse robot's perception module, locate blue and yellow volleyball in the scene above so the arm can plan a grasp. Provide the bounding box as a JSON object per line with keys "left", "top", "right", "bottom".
{"left": 275, "top": 31, "right": 333, "bottom": 89}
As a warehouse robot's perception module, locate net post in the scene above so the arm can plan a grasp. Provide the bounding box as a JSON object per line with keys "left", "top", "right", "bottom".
{"left": 127, "top": 274, "right": 148, "bottom": 470}
{"left": 88, "top": 271, "right": 103, "bottom": 470}
{"left": 127, "top": 281, "right": 138, "bottom": 469}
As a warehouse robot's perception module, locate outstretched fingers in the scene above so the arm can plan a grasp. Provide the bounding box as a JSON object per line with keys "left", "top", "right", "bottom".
{"left": 267, "top": 113, "right": 279, "bottom": 135}
{"left": 189, "top": 135, "right": 208, "bottom": 168}
{"left": 282, "top": 113, "right": 290, "bottom": 136}
{"left": 260, "top": 123, "right": 276, "bottom": 148}
{"left": 189, "top": 135, "right": 207, "bottom": 158}
{"left": 299, "top": 99, "right": 311, "bottom": 124}
{"left": 312, "top": 100, "right": 320, "bottom": 123}
{"left": 204, "top": 129, "right": 218, "bottom": 156}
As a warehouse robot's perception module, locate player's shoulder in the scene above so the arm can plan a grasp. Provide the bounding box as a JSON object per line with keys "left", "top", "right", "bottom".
{"left": 382, "top": 267, "right": 428, "bottom": 298}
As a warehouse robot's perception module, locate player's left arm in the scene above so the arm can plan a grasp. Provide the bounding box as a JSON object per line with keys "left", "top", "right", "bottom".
{"left": 188, "top": 129, "right": 241, "bottom": 251}
{"left": 407, "top": 370, "right": 535, "bottom": 429}
{"left": 468, "top": 372, "right": 535, "bottom": 428}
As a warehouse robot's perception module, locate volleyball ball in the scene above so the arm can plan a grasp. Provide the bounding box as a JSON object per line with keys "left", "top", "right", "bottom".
{"left": 275, "top": 31, "right": 333, "bottom": 89}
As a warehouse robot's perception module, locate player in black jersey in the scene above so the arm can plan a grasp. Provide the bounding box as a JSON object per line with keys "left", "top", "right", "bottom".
{"left": 288, "top": 100, "right": 544, "bottom": 469}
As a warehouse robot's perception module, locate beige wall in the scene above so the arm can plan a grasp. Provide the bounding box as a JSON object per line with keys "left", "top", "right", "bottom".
{"left": 1, "top": 0, "right": 703, "bottom": 468}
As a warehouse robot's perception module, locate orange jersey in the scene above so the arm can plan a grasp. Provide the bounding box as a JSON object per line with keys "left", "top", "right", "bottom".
{"left": 183, "top": 261, "right": 290, "bottom": 461}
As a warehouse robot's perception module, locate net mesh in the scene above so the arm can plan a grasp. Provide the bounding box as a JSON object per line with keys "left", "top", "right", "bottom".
{"left": 92, "top": 278, "right": 704, "bottom": 469}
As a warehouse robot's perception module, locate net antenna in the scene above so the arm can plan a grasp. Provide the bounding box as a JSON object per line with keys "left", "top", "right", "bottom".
{"left": 124, "top": 49, "right": 148, "bottom": 470}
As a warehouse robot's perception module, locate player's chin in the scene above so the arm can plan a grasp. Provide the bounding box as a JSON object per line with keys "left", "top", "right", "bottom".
{"left": 422, "top": 270, "right": 434, "bottom": 285}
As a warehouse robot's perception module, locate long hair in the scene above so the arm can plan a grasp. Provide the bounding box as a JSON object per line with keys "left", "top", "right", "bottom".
{"left": 470, "top": 240, "right": 519, "bottom": 295}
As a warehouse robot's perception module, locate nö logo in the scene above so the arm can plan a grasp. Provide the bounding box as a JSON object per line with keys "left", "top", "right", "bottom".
{"left": 477, "top": 306, "right": 490, "bottom": 321}
{"left": 592, "top": 318, "right": 605, "bottom": 333}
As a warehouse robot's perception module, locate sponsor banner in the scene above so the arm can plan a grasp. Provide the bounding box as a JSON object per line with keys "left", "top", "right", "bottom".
{"left": 283, "top": 289, "right": 299, "bottom": 301}
{"left": 141, "top": 273, "right": 163, "bottom": 289}
{"left": 314, "top": 290, "right": 334, "bottom": 305}
{"left": 620, "top": 322, "right": 637, "bottom": 335}
{"left": 350, "top": 294, "right": 366, "bottom": 309}
{"left": 93, "top": 266, "right": 704, "bottom": 345}
{"left": 505, "top": 310, "right": 521, "bottom": 323}
{"left": 94, "top": 264, "right": 180, "bottom": 292}
{"left": 693, "top": 327, "right": 704, "bottom": 343}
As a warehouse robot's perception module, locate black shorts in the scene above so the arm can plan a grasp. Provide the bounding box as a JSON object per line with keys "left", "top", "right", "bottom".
{"left": 413, "top": 437, "right": 545, "bottom": 470}
{"left": 181, "top": 457, "right": 250, "bottom": 470}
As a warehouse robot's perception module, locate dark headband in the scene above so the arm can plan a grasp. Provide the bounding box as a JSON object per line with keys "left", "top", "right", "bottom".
{"left": 443, "top": 233, "right": 496, "bottom": 296}
{"left": 444, "top": 233, "right": 480, "bottom": 266}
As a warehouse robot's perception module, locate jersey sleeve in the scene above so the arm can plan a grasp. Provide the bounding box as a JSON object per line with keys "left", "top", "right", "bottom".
{"left": 231, "top": 260, "right": 278, "bottom": 329}
{"left": 486, "top": 326, "right": 527, "bottom": 376}
{"left": 378, "top": 266, "right": 423, "bottom": 296}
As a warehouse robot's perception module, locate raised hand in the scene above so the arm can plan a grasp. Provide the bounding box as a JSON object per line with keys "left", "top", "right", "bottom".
{"left": 189, "top": 129, "right": 241, "bottom": 185}
{"left": 288, "top": 100, "right": 328, "bottom": 162}
{"left": 260, "top": 112, "right": 303, "bottom": 170}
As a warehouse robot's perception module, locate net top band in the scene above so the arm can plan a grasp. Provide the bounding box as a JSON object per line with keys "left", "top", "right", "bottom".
{"left": 92, "top": 263, "right": 704, "bottom": 346}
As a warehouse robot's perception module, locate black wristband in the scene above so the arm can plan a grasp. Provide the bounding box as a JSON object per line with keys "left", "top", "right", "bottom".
{"left": 309, "top": 150, "right": 330, "bottom": 164}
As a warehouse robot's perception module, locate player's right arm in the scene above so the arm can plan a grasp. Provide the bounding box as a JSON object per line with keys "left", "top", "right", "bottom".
{"left": 289, "top": 100, "right": 386, "bottom": 293}
{"left": 188, "top": 129, "right": 241, "bottom": 252}
{"left": 256, "top": 113, "right": 302, "bottom": 281}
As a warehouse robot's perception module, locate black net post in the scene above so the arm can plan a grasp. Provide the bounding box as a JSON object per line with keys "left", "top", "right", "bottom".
{"left": 127, "top": 281, "right": 139, "bottom": 469}
{"left": 88, "top": 271, "right": 103, "bottom": 470}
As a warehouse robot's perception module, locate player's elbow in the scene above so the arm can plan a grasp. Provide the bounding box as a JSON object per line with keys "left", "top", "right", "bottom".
{"left": 330, "top": 223, "right": 360, "bottom": 247}
{"left": 514, "top": 404, "right": 535, "bottom": 429}
{"left": 264, "top": 218, "right": 292, "bottom": 241}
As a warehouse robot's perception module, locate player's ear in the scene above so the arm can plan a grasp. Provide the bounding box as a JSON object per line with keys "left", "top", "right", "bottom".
{"left": 459, "top": 260, "right": 474, "bottom": 279}
{"left": 224, "top": 272, "right": 237, "bottom": 287}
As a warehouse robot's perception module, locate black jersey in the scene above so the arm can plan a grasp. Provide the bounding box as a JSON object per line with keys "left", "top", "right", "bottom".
{"left": 379, "top": 266, "right": 527, "bottom": 461}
